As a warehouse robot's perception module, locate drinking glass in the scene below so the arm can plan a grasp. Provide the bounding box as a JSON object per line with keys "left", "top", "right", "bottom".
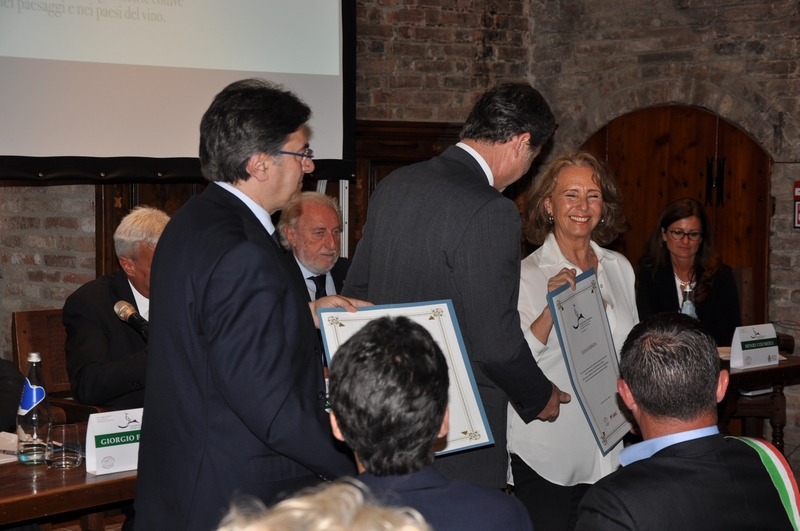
{"left": 45, "top": 424, "right": 83, "bottom": 469}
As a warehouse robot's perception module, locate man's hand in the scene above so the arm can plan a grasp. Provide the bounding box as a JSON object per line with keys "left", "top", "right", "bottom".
{"left": 309, "top": 296, "right": 372, "bottom": 328}
{"left": 537, "top": 381, "right": 571, "bottom": 422}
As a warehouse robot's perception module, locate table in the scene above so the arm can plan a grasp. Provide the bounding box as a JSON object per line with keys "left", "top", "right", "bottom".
{"left": 720, "top": 354, "right": 800, "bottom": 454}
{"left": 0, "top": 460, "right": 136, "bottom": 530}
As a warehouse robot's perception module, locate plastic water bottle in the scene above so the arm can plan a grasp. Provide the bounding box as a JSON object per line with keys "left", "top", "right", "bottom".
{"left": 680, "top": 285, "right": 698, "bottom": 319}
{"left": 17, "top": 352, "right": 52, "bottom": 465}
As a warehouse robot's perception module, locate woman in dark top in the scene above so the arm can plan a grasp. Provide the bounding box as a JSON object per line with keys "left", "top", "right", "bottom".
{"left": 637, "top": 198, "right": 740, "bottom": 346}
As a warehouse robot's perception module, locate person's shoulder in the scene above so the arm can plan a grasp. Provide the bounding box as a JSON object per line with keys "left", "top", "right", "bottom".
{"left": 65, "top": 270, "right": 122, "bottom": 303}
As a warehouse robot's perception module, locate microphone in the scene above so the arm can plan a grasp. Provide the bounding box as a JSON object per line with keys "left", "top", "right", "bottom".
{"left": 114, "top": 300, "right": 149, "bottom": 342}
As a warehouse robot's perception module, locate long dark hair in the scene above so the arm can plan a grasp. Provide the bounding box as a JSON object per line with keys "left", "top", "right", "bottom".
{"left": 638, "top": 198, "right": 720, "bottom": 303}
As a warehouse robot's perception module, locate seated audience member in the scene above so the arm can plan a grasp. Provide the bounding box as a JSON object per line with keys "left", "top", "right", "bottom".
{"left": 637, "top": 198, "right": 740, "bottom": 346}
{"left": 575, "top": 313, "right": 795, "bottom": 531}
{"left": 0, "top": 358, "right": 24, "bottom": 432}
{"left": 216, "top": 479, "right": 430, "bottom": 531}
{"left": 329, "top": 316, "right": 533, "bottom": 531}
{"left": 63, "top": 206, "right": 170, "bottom": 409}
{"left": 277, "top": 191, "right": 350, "bottom": 301}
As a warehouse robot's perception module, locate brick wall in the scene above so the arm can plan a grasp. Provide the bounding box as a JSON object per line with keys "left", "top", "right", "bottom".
{"left": 356, "top": 0, "right": 800, "bottom": 471}
{"left": 0, "top": 185, "right": 95, "bottom": 360}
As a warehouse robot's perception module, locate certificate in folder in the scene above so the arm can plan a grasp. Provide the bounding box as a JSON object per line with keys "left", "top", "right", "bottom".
{"left": 547, "top": 269, "right": 631, "bottom": 454}
{"left": 318, "top": 300, "right": 493, "bottom": 456}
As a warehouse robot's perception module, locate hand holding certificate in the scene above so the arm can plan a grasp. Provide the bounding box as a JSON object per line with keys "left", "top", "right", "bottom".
{"left": 546, "top": 268, "right": 631, "bottom": 454}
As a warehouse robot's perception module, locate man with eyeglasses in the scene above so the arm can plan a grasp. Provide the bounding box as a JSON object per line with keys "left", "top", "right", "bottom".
{"left": 134, "top": 79, "right": 360, "bottom": 531}
{"left": 344, "top": 83, "right": 568, "bottom": 492}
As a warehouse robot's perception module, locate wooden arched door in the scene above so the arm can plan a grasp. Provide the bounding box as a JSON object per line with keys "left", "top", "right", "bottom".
{"left": 582, "top": 106, "right": 770, "bottom": 323}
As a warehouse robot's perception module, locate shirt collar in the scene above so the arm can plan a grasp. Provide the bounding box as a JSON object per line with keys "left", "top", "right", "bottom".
{"left": 295, "top": 255, "right": 322, "bottom": 280}
{"left": 619, "top": 425, "right": 719, "bottom": 466}
{"left": 456, "top": 142, "right": 494, "bottom": 187}
{"left": 537, "top": 232, "right": 619, "bottom": 270}
{"left": 214, "top": 181, "right": 276, "bottom": 235}
{"left": 128, "top": 280, "right": 150, "bottom": 320}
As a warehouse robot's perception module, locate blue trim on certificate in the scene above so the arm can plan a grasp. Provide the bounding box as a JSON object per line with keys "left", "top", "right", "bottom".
{"left": 546, "top": 268, "right": 625, "bottom": 456}
{"left": 318, "top": 299, "right": 494, "bottom": 452}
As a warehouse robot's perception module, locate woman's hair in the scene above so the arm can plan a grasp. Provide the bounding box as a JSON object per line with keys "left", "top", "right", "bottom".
{"left": 216, "top": 479, "right": 430, "bottom": 531}
{"left": 638, "top": 198, "right": 720, "bottom": 303}
{"left": 525, "top": 150, "right": 626, "bottom": 246}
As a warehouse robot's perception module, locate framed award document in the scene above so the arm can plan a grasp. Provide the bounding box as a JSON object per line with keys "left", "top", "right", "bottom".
{"left": 546, "top": 268, "right": 631, "bottom": 454}
{"left": 318, "top": 300, "right": 493, "bottom": 456}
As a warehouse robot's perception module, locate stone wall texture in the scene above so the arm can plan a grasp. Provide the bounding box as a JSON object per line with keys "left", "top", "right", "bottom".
{"left": 356, "top": 0, "right": 800, "bottom": 470}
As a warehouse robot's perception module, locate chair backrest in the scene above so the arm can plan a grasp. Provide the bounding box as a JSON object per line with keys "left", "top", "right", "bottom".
{"left": 11, "top": 308, "right": 72, "bottom": 396}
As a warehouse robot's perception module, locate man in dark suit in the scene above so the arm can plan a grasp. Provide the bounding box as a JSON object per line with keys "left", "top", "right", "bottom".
{"left": 329, "top": 316, "right": 533, "bottom": 531}
{"left": 134, "top": 79, "right": 359, "bottom": 531}
{"left": 575, "top": 313, "right": 794, "bottom": 531}
{"left": 63, "top": 206, "right": 169, "bottom": 410}
{"left": 343, "top": 83, "right": 569, "bottom": 489}
{"left": 277, "top": 191, "right": 350, "bottom": 301}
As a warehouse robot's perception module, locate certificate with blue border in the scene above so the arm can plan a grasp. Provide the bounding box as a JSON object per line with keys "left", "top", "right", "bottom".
{"left": 546, "top": 269, "right": 631, "bottom": 455}
{"left": 318, "top": 300, "right": 493, "bottom": 456}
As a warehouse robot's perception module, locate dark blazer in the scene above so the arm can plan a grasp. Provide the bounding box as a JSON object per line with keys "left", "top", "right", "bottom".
{"left": 0, "top": 358, "right": 24, "bottom": 432}
{"left": 281, "top": 252, "right": 351, "bottom": 301}
{"left": 360, "top": 466, "right": 533, "bottom": 531}
{"left": 575, "top": 434, "right": 793, "bottom": 531}
{"left": 134, "top": 184, "right": 356, "bottom": 531}
{"left": 63, "top": 269, "right": 147, "bottom": 409}
{"left": 343, "top": 146, "right": 551, "bottom": 488}
{"left": 637, "top": 263, "right": 740, "bottom": 346}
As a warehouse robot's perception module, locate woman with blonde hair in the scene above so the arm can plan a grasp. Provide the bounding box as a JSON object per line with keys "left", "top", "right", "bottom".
{"left": 508, "top": 150, "right": 638, "bottom": 531}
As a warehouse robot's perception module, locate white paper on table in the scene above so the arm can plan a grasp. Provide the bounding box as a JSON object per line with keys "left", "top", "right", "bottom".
{"left": 547, "top": 268, "right": 631, "bottom": 455}
{"left": 85, "top": 408, "right": 143, "bottom": 475}
{"left": 0, "top": 431, "right": 18, "bottom": 465}
{"left": 318, "top": 300, "right": 493, "bottom": 456}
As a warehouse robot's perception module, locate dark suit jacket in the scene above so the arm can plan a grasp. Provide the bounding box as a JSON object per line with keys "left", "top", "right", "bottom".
{"left": 63, "top": 269, "right": 147, "bottom": 409}
{"left": 134, "top": 184, "right": 356, "bottom": 531}
{"left": 281, "top": 252, "right": 351, "bottom": 301}
{"left": 637, "top": 263, "right": 740, "bottom": 346}
{"left": 575, "top": 434, "right": 793, "bottom": 531}
{"left": 360, "top": 467, "right": 533, "bottom": 531}
{"left": 343, "top": 146, "right": 551, "bottom": 488}
{"left": 0, "top": 358, "right": 24, "bottom": 432}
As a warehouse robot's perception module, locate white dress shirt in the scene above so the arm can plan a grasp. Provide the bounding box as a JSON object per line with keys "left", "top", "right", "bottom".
{"left": 128, "top": 280, "right": 150, "bottom": 320}
{"left": 507, "top": 233, "right": 639, "bottom": 486}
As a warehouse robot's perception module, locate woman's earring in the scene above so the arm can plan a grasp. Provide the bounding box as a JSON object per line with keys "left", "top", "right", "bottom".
{"left": 548, "top": 214, "right": 554, "bottom": 225}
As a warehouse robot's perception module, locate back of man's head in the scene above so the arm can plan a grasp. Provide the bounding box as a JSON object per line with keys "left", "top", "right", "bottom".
{"left": 620, "top": 313, "right": 720, "bottom": 422}
{"left": 459, "top": 82, "right": 556, "bottom": 148}
{"left": 114, "top": 206, "right": 170, "bottom": 260}
{"left": 199, "top": 78, "right": 311, "bottom": 184}
{"left": 329, "top": 316, "right": 449, "bottom": 477}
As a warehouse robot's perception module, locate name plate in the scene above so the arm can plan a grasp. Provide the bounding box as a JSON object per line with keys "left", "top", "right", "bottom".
{"left": 730, "top": 324, "right": 780, "bottom": 369}
{"left": 85, "top": 408, "right": 142, "bottom": 476}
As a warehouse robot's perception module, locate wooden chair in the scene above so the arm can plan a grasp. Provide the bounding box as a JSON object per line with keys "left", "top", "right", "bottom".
{"left": 11, "top": 308, "right": 109, "bottom": 423}
{"left": 730, "top": 267, "right": 795, "bottom": 442}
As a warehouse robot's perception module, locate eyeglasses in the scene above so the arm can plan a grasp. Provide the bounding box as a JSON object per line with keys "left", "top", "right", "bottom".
{"left": 278, "top": 148, "right": 314, "bottom": 161}
{"left": 667, "top": 229, "right": 703, "bottom": 241}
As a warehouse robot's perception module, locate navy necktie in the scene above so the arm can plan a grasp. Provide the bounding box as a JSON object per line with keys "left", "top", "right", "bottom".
{"left": 310, "top": 275, "right": 327, "bottom": 300}
{"left": 269, "top": 231, "right": 281, "bottom": 249}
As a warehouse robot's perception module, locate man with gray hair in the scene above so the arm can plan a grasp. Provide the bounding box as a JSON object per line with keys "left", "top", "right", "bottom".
{"left": 277, "top": 191, "right": 350, "bottom": 301}
{"left": 63, "top": 205, "right": 170, "bottom": 410}
{"left": 575, "top": 313, "right": 794, "bottom": 531}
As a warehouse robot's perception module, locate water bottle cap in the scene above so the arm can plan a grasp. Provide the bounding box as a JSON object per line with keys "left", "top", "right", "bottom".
{"left": 27, "top": 352, "right": 41, "bottom": 363}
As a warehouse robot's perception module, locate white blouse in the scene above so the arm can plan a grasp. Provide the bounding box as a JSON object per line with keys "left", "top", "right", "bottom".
{"left": 507, "top": 233, "right": 639, "bottom": 486}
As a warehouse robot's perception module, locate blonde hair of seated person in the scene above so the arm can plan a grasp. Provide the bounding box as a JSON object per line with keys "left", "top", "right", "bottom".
{"left": 216, "top": 479, "right": 430, "bottom": 531}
